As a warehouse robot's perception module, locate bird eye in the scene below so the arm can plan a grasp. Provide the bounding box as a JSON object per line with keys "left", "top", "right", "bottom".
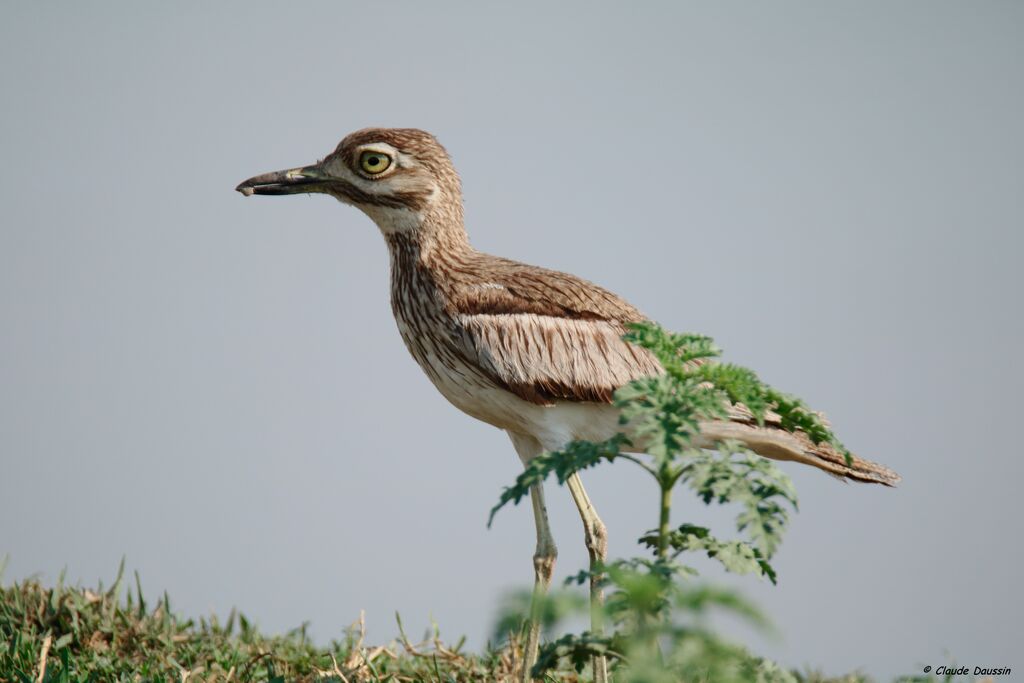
{"left": 360, "top": 151, "right": 392, "bottom": 175}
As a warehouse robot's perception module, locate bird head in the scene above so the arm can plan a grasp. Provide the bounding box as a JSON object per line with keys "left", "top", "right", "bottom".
{"left": 236, "top": 128, "right": 463, "bottom": 237}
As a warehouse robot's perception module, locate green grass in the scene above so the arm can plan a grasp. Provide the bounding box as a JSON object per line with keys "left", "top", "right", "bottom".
{"left": 0, "top": 561, "right": 969, "bottom": 683}
{"left": 0, "top": 561, "right": 535, "bottom": 682}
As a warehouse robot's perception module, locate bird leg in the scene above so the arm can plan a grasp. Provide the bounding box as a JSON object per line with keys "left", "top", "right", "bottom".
{"left": 521, "top": 482, "right": 557, "bottom": 683}
{"left": 566, "top": 472, "right": 610, "bottom": 683}
{"left": 508, "top": 431, "right": 558, "bottom": 682}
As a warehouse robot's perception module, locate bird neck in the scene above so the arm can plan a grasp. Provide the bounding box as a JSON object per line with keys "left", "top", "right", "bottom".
{"left": 381, "top": 196, "right": 472, "bottom": 267}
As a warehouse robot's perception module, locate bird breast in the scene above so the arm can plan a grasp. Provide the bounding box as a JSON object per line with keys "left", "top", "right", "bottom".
{"left": 389, "top": 282, "right": 528, "bottom": 431}
{"left": 386, "top": 245, "right": 509, "bottom": 422}
{"left": 385, "top": 238, "right": 625, "bottom": 449}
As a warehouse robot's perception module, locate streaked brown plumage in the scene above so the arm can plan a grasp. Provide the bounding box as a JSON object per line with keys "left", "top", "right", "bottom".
{"left": 236, "top": 127, "right": 900, "bottom": 682}
{"left": 386, "top": 222, "right": 899, "bottom": 485}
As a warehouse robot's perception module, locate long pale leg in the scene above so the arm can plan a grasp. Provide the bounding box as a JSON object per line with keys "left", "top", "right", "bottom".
{"left": 566, "top": 472, "right": 610, "bottom": 683}
{"left": 508, "top": 432, "right": 558, "bottom": 683}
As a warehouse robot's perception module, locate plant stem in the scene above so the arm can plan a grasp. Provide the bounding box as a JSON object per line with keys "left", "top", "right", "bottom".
{"left": 657, "top": 481, "right": 672, "bottom": 560}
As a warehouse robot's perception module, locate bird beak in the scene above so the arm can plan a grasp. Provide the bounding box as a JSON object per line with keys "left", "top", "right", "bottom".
{"left": 235, "top": 163, "right": 330, "bottom": 197}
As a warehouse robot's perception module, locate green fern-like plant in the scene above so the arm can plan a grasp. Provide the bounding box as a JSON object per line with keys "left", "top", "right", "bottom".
{"left": 490, "top": 322, "right": 855, "bottom": 681}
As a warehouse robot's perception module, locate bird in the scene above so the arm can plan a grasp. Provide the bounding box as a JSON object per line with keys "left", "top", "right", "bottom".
{"left": 235, "top": 127, "right": 900, "bottom": 682}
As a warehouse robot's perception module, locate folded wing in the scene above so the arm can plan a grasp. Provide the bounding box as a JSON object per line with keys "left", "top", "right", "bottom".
{"left": 441, "top": 252, "right": 899, "bottom": 485}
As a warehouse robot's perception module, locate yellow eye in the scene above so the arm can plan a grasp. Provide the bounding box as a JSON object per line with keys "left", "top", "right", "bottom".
{"left": 360, "top": 151, "right": 392, "bottom": 175}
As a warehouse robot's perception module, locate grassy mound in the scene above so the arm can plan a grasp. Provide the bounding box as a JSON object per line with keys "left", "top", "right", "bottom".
{"left": 0, "top": 565, "right": 943, "bottom": 682}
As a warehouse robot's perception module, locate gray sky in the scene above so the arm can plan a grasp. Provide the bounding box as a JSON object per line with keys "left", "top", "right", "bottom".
{"left": 1, "top": 2, "right": 1021, "bottom": 679}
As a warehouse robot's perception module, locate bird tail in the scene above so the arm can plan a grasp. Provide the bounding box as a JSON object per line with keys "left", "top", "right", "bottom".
{"left": 692, "top": 406, "right": 901, "bottom": 486}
